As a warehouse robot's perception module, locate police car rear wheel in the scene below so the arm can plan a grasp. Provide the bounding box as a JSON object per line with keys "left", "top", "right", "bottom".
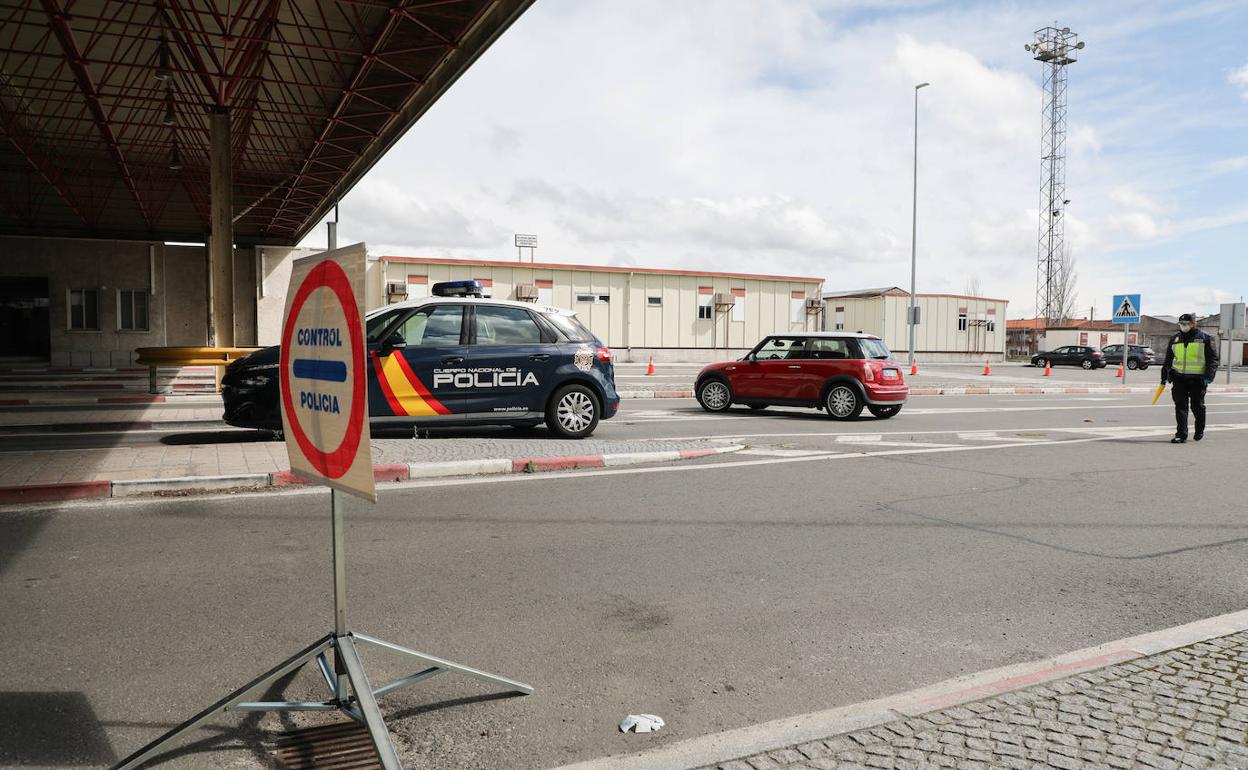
{"left": 547, "top": 385, "right": 599, "bottom": 439}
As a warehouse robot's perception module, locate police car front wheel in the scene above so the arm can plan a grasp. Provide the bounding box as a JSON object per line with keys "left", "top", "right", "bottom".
{"left": 547, "top": 384, "right": 600, "bottom": 439}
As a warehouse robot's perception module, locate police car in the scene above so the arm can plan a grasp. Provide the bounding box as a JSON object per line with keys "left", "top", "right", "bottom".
{"left": 222, "top": 281, "right": 620, "bottom": 439}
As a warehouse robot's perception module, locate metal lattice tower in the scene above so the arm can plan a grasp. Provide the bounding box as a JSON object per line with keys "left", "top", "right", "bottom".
{"left": 1026, "top": 25, "right": 1084, "bottom": 322}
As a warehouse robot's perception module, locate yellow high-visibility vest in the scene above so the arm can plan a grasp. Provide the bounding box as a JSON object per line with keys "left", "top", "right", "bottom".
{"left": 1170, "top": 339, "right": 1206, "bottom": 376}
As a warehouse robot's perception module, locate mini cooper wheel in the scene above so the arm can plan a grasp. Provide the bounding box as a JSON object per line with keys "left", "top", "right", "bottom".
{"left": 697, "top": 379, "right": 733, "bottom": 413}
{"left": 867, "top": 404, "right": 902, "bottom": 419}
{"left": 824, "top": 384, "right": 864, "bottom": 420}
{"left": 547, "top": 384, "right": 600, "bottom": 439}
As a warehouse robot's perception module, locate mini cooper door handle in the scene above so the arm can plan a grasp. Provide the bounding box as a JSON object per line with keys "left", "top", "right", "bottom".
{"left": 529, "top": 354, "right": 551, "bottom": 361}
{"left": 441, "top": 356, "right": 464, "bottom": 365}
{"left": 787, "top": 364, "right": 802, "bottom": 369}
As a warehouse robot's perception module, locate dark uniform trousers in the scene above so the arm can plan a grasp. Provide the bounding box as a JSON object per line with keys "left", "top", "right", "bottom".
{"left": 1171, "top": 376, "right": 1207, "bottom": 439}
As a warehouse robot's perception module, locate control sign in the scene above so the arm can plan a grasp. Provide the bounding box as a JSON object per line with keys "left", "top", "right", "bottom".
{"left": 1112, "top": 293, "right": 1141, "bottom": 324}
{"left": 280, "top": 243, "right": 375, "bottom": 502}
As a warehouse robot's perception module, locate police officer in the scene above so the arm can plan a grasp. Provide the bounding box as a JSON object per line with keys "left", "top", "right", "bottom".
{"left": 1160, "top": 313, "right": 1219, "bottom": 443}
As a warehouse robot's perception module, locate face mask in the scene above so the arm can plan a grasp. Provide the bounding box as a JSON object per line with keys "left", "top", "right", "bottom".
{"left": 1179, "top": 322, "right": 1192, "bottom": 332}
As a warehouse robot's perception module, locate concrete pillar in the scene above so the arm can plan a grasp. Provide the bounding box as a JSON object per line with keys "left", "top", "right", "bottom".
{"left": 208, "top": 108, "right": 234, "bottom": 347}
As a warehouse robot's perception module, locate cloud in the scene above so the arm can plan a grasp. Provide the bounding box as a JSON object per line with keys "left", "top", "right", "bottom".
{"left": 303, "top": 0, "right": 1248, "bottom": 318}
{"left": 1230, "top": 63, "right": 1248, "bottom": 99}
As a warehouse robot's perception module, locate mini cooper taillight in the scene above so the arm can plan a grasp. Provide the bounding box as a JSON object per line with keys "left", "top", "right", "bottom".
{"left": 862, "top": 361, "right": 876, "bottom": 382}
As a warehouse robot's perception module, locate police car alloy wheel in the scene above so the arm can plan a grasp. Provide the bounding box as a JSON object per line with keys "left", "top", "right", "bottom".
{"left": 697, "top": 380, "right": 732, "bottom": 412}
{"left": 825, "top": 385, "right": 863, "bottom": 420}
{"left": 547, "top": 384, "right": 600, "bottom": 439}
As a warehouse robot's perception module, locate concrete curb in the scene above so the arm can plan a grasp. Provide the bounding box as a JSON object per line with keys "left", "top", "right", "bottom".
{"left": 549, "top": 608, "right": 1248, "bottom": 770}
{"left": 0, "top": 446, "right": 744, "bottom": 504}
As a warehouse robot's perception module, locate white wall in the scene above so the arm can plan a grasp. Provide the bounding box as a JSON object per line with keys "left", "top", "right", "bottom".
{"left": 371, "top": 257, "right": 823, "bottom": 351}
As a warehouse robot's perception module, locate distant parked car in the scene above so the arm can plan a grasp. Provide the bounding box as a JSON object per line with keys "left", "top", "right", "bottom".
{"left": 1100, "top": 344, "right": 1155, "bottom": 370}
{"left": 1030, "top": 345, "right": 1106, "bottom": 370}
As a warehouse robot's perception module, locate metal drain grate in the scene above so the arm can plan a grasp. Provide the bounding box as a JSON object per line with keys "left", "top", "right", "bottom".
{"left": 270, "top": 722, "right": 381, "bottom": 770}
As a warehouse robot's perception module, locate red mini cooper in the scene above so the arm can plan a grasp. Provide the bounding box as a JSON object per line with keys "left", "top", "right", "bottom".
{"left": 694, "top": 333, "right": 909, "bottom": 419}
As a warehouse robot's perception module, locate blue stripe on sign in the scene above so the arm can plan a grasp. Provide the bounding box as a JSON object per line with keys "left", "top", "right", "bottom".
{"left": 293, "top": 359, "right": 347, "bottom": 383}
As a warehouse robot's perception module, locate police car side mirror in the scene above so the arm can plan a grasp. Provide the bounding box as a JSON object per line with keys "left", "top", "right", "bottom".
{"left": 383, "top": 335, "right": 407, "bottom": 352}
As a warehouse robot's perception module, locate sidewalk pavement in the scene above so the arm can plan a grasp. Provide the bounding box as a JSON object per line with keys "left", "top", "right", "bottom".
{"left": 0, "top": 436, "right": 742, "bottom": 502}
{"left": 566, "top": 611, "right": 1248, "bottom": 770}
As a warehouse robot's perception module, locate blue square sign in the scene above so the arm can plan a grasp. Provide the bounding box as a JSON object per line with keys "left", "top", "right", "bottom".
{"left": 1112, "top": 294, "right": 1141, "bottom": 324}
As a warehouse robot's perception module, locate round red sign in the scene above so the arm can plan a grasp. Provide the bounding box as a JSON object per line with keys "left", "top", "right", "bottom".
{"left": 279, "top": 260, "right": 366, "bottom": 479}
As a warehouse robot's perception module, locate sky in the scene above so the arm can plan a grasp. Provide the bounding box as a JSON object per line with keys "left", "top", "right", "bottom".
{"left": 301, "top": 0, "right": 1248, "bottom": 319}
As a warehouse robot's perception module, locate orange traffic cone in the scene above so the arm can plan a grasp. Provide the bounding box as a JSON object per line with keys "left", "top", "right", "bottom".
{"left": 645, "top": 355, "right": 656, "bottom": 376}
{"left": 1044, "top": 363, "right": 1052, "bottom": 377}
{"left": 910, "top": 358, "right": 919, "bottom": 376}
{"left": 982, "top": 356, "right": 991, "bottom": 376}
{"left": 1115, "top": 363, "right": 1124, "bottom": 377}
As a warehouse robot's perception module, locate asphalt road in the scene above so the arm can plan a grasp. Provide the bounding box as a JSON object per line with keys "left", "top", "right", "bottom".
{"left": 3, "top": 393, "right": 1248, "bottom": 769}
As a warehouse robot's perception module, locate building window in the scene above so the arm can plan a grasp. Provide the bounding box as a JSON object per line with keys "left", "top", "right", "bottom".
{"left": 986, "top": 319, "right": 996, "bottom": 332}
{"left": 647, "top": 296, "right": 663, "bottom": 306}
{"left": 834, "top": 306, "right": 845, "bottom": 331}
{"left": 957, "top": 311, "right": 968, "bottom": 332}
{"left": 575, "top": 293, "right": 609, "bottom": 304}
{"left": 697, "top": 289, "right": 713, "bottom": 320}
{"left": 118, "top": 289, "right": 148, "bottom": 331}
{"left": 575, "top": 293, "right": 595, "bottom": 303}
{"left": 69, "top": 288, "right": 99, "bottom": 330}
{"left": 731, "top": 289, "right": 745, "bottom": 322}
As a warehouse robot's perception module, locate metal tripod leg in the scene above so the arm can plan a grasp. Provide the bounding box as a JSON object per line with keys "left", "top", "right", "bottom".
{"left": 112, "top": 634, "right": 335, "bottom": 770}
{"left": 354, "top": 632, "right": 534, "bottom": 696}
{"left": 337, "top": 634, "right": 402, "bottom": 770}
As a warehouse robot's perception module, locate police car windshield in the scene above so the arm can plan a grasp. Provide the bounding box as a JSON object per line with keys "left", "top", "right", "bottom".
{"left": 543, "top": 312, "right": 594, "bottom": 342}
{"left": 858, "top": 338, "right": 892, "bottom": 360}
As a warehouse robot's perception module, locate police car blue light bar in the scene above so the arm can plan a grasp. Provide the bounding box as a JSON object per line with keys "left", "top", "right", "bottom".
{"left": 432, "top": 280, "right": 484, "bottom": 297}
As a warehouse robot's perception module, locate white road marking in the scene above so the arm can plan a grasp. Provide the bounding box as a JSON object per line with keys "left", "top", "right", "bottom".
{"left": 53, "top": 422, "right": 1248, "bottom": 511}
{"left": 736, "top": 448, "right": 832, "bottom": 457}
{"left": 836, "top": 434, "right": 881, "bottom": 442}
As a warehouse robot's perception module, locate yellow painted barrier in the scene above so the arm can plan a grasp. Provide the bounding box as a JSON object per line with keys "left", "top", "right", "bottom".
{"left": 135, "top": 346, "right": 261, "bottom": 394}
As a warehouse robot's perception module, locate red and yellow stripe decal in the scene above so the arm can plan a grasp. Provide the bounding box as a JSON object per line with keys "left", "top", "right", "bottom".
{"left": 371, "top": 352, "right": 453, "bottom": 417}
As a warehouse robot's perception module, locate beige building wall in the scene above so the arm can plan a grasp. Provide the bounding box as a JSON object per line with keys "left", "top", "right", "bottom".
{"left": 823, "top": 292, "right": 1009, "bottom": 361}
{"left": 369, "top": 257, "right": 823, "bottom": 358}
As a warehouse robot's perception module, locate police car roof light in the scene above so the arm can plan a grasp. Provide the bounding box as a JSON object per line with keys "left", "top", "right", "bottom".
{"left": 432, "top": 280, "right": 484, "bottom": 298}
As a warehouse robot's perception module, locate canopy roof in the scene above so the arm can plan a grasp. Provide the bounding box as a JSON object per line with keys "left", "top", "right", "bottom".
{"left": 0, "top": 0, "right": 532, "bottom": 245}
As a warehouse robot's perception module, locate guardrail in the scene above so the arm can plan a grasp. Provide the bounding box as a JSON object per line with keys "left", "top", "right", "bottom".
{"left": 134, "top": 346, "right": 260, "bottom": 394}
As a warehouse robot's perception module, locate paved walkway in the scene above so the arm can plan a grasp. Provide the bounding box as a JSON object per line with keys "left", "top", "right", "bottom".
{"left": 698, "top": 632, "right": 1248, "bottom": 770}
{"left": 0, "top": 436, "right": 722, "bottom": 484}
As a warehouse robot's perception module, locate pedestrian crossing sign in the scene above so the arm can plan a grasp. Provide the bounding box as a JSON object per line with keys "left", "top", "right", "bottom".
{"left": 1112, "top": 294, "right": 1141, "bottom": 324}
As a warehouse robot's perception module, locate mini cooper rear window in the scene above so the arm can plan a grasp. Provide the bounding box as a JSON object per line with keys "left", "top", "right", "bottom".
{"left": 858, "top": 338, "right": 892, "bottom": 360}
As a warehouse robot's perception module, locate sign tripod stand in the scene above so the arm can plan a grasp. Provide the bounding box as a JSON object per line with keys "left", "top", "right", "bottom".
{"left": 114, "top": 245, "right": 531, "bottom": 770}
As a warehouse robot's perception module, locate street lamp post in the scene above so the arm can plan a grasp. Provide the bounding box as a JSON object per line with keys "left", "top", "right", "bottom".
{"left": 908, "top": 82, "right": 930, "bottom": 372}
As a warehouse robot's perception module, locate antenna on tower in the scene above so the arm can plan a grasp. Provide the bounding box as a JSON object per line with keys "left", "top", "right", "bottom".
{"left": 1025, "top": 24, "right": 1085, "bottom": 322}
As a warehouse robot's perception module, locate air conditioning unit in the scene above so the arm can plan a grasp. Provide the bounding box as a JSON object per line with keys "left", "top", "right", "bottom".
{"left": 385, "top": 281, "right": 407, "bottom": 297}
{"left": 805, "top": 298, "right": 823, "bottom": 313}
{"left": 514, "top": 284, "right": 540, "bottom": 302}
{"left": 713, "top": 292, "right": 736, "bottom": 308}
